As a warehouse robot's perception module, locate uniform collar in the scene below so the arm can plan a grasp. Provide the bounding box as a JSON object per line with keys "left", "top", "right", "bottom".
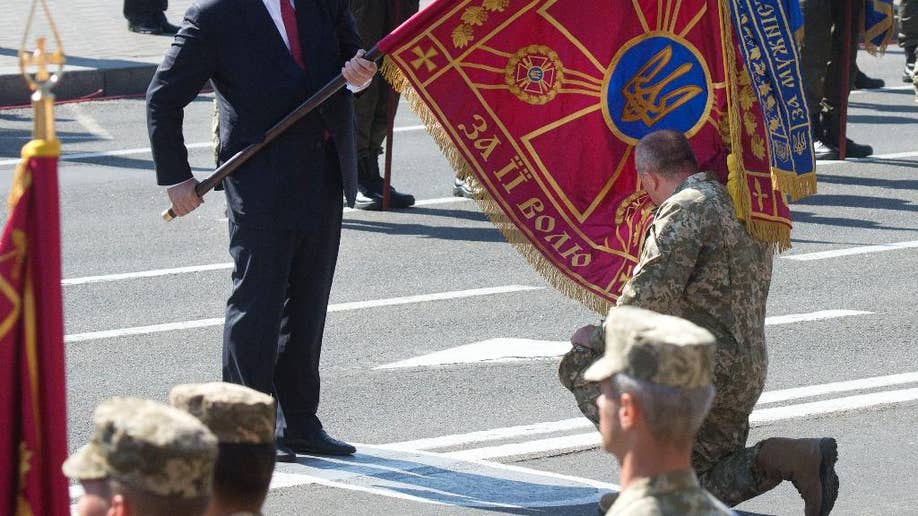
{"left": 609, "top": 468, "right": 700, "bottom": 514}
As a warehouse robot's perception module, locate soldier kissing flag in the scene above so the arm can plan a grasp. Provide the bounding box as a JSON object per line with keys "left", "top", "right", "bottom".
{"left": 377, "top": 0, "right": 814, "bottom": 312}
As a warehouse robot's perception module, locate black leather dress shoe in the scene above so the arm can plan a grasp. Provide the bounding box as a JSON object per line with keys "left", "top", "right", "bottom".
{"left": 840, "top": 138, "right": 873, "bottom": 158}
{"left": 854, "top": 70, "right": 884, "bottom": 90}
{"left": 128, "top": 18, "right": 163, "bottom": 35}
{"left": 354, "top": 179, "right": 415, "bottom": 210}
{"left": 275, "top": 439, "right": 297, "bottom": 463}
{"left": 282, "top": 429, "right": 356, "bottom": 456}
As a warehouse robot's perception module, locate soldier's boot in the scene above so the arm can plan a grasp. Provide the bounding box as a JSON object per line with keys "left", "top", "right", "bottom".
{"left": 756, "top": 437, "right": 839, "bottom": 516}
{"left": 820, "top": 110, "right": 873, "bottom": 158}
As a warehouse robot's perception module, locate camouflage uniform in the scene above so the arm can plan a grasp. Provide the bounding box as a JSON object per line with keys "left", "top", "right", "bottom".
{"left": 169, "top": 381, "right": 276, "bottom": 445}
{"left": 607, "top": 469, "right": 734, "bottom": 516}
{"left": 62, "top": 397, "right": 218, "bottom": 499}
{"left": 580, "top": 307, "right": 732, "bottom": 516}
{"left": 561, "top": 172, "right": 775, "bottom": 507}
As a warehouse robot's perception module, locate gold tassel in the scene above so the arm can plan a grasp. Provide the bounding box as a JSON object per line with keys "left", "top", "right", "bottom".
{"left": 772, "top": 170, "right": 818, "bottom": 202}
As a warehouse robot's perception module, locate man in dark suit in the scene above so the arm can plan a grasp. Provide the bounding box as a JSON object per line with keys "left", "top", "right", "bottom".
{"left": 146, "top": 0, "right": 377, "bottom": 461}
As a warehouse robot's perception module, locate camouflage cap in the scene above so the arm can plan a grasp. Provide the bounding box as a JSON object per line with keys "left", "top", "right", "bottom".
{"left": 583, "top": 306, "right": 715, "bottom": 388}
{"left": 62, "top": 397, "right": 218, "bottom": 498}
{"left": 169, "top": 382, "right": 275, "bottom": 445}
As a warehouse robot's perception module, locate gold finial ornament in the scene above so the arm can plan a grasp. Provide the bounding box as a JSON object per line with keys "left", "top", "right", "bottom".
{"left": 19, "top": 0, "right": 66, "bottom": 141}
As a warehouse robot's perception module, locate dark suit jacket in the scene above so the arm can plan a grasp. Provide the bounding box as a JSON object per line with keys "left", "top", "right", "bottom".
{"left": 147, "top": 0, "right": 362, "bottom": 230}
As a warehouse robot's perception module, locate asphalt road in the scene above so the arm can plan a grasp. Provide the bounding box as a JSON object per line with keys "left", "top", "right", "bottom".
{"left": 0, "top": 48, "right": 917, "bottom": 515}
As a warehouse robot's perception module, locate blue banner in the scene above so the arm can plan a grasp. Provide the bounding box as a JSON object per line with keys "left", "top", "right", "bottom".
{"left": 728, "top": 0, "right": 815, "bottom": 199}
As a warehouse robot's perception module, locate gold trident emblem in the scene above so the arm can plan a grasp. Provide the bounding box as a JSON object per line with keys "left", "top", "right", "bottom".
{"left": 621, "top": 45, "right": 702, "bottom": 127}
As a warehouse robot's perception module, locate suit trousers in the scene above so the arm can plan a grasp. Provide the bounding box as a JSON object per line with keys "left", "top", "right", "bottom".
{"left": 222, "top": 146, "right": 344, "bottom": 436}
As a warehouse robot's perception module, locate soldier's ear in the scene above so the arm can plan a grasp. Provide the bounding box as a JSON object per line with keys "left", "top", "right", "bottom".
{"left": 108, "top": 495, "right": 126, "bottom": 516}
{"left": 618, "top": 392, "right": 638, "bottom": 430}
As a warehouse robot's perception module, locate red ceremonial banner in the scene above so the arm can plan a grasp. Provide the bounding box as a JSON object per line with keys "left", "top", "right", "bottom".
{"left": 0, "top": 140, "right": 69, "bottom": 516}
{"left": 379, "top": 0, "right": 795, "bottom": 312}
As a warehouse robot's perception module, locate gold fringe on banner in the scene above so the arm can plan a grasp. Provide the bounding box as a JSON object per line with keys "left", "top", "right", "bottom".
{"left": 773, "top": 169, "right": 817, "bottom": 201}
{"left": 381, "top": 56, "right": 612, "bottom": 314}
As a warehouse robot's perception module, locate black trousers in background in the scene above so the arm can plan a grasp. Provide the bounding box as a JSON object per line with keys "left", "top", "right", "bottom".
{"left": 799, "top": 0, "right": 863, "bottom": 134}
{"left": 349, "top": 0, "right": 419, "bottom": 158}
{"left": 123, "top": 0, "right": 167, "bottom": 21}
{"left": 222, "top": 146, "right": 344, "bottom": 436}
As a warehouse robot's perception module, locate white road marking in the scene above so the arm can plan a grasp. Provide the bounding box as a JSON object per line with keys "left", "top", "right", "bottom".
{"left": 213, "top": 196, "right": 472, "bottom": 222}
{"left": 385, "top": 418, "right": 592, "bottom": 451}
{"left": 377, "top": 310, "right": 873, "bottom": 369}
{"left": 757, "top": 372, "right": 918, "bottom": 405}
{"left": 445, "top": 432, "right": 601, "bottom": 461}
{"left": 65, "top": 103, "right": 114, "bottom": 140}
{"left": 392, "top": 124, "right": 426, "bottom": 133}
{"left": 62, "top": 263, "right": 234, "bottom": 285}
{"left": 432, "top": 386, "right": 918, "bottom": 461}
{"left": 750, "top": 387, "right": 918, "bottom": 424}
{"left": 0, "top": 143, "right": 214, "bottom": 167}
{"left": 784, "top": 240, "right": 918, "bottom": 261}
{"left": 385, "top": 370, "right": 918, "bottom": 454}
{"left": 376, "top": 338, "right": 570, "bottom": 370}
{"left": 763, "top": 309, "right": 872, "bottom": 325}
{"left": 63, "top": 285, "right": 543, "bottom": 343}
{"left": 850, "top": 84, "right": 915, "bottom": 94}
{"left": 1, "top": 126, "right": 429, "bottom": 167}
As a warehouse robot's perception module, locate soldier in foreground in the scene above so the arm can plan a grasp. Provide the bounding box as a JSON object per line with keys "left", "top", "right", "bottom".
{"left": 561, "top": 130, "right": 838, "bottom": 515}
{"left": 170, "top": 382, "right": 277, "bottom": 516}
{"left": 585, "top": 307, "right": 732, "bottom": 515}
{"left": 62, "top": 397, "right": 218, "bottom": 516}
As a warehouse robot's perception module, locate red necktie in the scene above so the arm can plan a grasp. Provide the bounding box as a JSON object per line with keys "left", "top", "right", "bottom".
{"left": 280, "top": 0, "right": 305, "bottom": 69}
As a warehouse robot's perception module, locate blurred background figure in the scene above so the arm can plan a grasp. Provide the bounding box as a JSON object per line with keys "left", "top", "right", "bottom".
{"left": 901, "top": 0, "right": 918, "bottom": 84}
{"left": 124, "top": 0, "right": 179, "bottom": 35}
{"left": 349, "top": 0, "right": 418, "bottom": 210}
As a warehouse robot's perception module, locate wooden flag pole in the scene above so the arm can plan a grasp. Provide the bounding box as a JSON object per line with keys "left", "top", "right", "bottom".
{"left": 162, "top": 46, "right": 382, "bottom": 221}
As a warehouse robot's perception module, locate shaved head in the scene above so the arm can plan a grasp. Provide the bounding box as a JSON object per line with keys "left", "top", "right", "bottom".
{"left": 634, "top": 130, "right": 698, "bottom": 178}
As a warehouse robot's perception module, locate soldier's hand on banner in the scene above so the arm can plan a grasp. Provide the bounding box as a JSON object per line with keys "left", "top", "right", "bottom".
{"left": 342, "top": 49, "right": 377, "bottom": 91}
{"left": 167, "top": 178, "right": 203, "bottom": 217}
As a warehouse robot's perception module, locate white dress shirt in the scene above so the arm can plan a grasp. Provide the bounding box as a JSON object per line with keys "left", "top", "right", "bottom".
{"left": 260, "top": 0, "right": 369, "bottom": 91}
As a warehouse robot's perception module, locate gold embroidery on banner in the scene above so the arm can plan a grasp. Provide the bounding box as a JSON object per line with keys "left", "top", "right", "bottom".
{"left": 452, "top": 0, "right": 511, "bottom": 49}
{"left": 452, "top": 24, "right": 475, "bottom": 48}
{"left": 621, "top": 45, "right": 703, "bottom": 127}
{"left": 410, "top": 46, "right": 439, "bottom": 72}
{"left": 505, "top": 45, "right": 564, "bottom": 105}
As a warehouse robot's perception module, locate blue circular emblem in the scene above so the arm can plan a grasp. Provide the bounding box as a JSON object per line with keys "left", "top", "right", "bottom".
{"left": 528, "top": 67, "right": 544, "bottom": 82}
{"left": 602, "top": 34, "right": 712, "bottom": 144}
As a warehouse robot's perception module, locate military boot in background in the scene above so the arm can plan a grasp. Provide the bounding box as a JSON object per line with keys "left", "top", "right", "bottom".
{"left": 820, "top": 110, "right": 873, "bottom": 158}
{"left": 755, "top": 437, "right": 839, "bottom": 516}
{"left": 355, "top": 155, "right": 416, "bottom": 210}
